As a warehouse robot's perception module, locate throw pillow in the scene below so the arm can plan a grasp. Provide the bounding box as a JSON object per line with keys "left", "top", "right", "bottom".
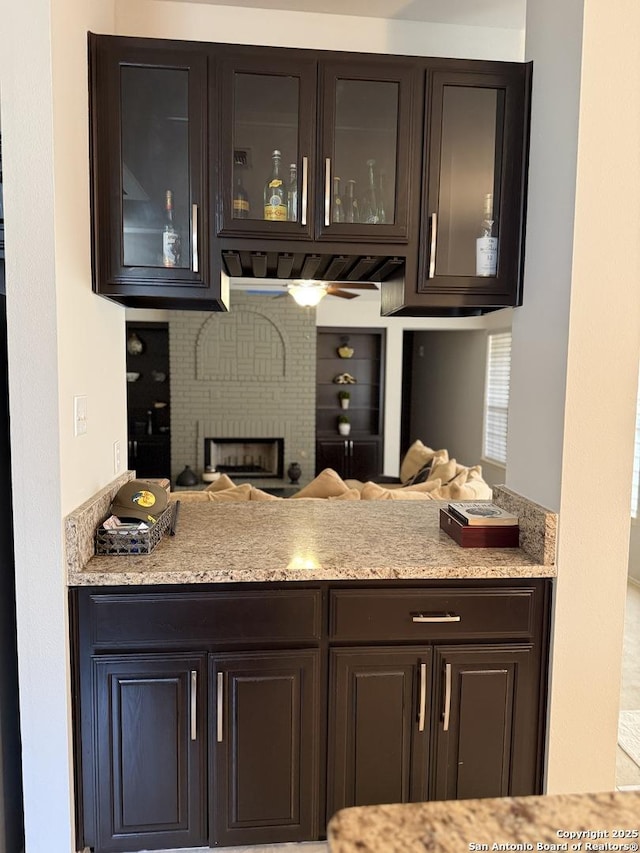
{"left": 327, "top": 488, "right": 361, "bottom": 500}
{"left": 399, "top": 441, "right": 446, "bottom": 484}
{"left": 404, "top": 461, "right": 433, "bottom": 486}
{"left": 249, "top": 487, "right": 282, "bottom": 501}
{"left": 206, "top": 483, "right": 252, "bottom": 501}
{"left": 169, "top": 491, "right": 210, "bottom": 502}
{"left": 204, "top": 474, "right": 236, "bottom": 492}
{"left": 427, "top": 455, "right": 457, "bottom": 485}
{"left": 290, "top": 468, "right": 351, "bottom": 499}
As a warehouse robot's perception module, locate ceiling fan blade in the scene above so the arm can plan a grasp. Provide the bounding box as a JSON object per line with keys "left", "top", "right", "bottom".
{"left": 330, "top": 282, "right": 379, "bottom": 290}
{"left": 327, "top": 288, "right": 359, "bottom": 299}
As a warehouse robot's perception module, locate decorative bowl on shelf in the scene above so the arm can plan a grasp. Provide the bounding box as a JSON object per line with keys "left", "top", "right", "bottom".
{"left": 126, "top": 372, "right": 140, "bottom": 382}
{"left": 337, "top": 345, "right": 354, "bottom": 358}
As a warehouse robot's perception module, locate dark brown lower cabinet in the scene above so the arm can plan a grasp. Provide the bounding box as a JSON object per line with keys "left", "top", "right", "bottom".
{"left": 327, "top": 647, "right": 432, "bottom": 819}
{"left": 92, "top": 653, "right": 207, "bottom": 853}
{"left": 72, "top": 580, "right": 550, "bottom": 851}
{"left": 432, "top": 645, "right": 539, "bottom": 801}
{"left": 316, "top": 438, "right": 381, "bottom": 480}
{"left": 209, "top": 650, "right": 320, "bottom": 847}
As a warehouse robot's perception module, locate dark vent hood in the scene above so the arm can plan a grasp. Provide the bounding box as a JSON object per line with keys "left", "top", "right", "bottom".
{"left": 220, "top": 248, "right": 406, "bottom": 284}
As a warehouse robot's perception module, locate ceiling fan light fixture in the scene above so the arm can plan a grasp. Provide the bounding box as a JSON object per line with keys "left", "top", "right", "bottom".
{"left": 288, "top": 281, "right": 328, "bottom": 307}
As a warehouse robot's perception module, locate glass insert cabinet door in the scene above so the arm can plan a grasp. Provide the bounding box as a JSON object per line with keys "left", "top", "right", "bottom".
{"left": 92, "top": 39, "right": 207, "bottom": 287}
{"left": 219, "top": 51, "right": 316, "bottom": 237}
{"left": 422, "top": 71, "right": 527, "bottom": 291}
{"left": 319, "top": 62, "right": 417, "bottom": 242}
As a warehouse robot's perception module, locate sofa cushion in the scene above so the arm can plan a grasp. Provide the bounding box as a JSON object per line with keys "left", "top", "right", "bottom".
{"left": 249, "top": 487, "right": 282, "bottom": 501}
{"left": 361, "top": 481, "right": 438, "bottom": 500}
{"left": 290, "top": 468, "right": 352, "bottom": 499}
{"left": 399, "top": 441, "right": 447, "bottom": 484}
{"left": 206, "top": 483, "right": 253, "bottom": 501}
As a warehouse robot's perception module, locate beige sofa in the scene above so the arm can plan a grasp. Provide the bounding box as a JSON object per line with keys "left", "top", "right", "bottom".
{"left": 172, "top": 441, "right": 492, "bottom": 503}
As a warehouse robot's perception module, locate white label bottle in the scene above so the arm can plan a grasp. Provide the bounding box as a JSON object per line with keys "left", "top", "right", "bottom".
{"left": 476, "top": 192, "right": 498, "bottom": 277}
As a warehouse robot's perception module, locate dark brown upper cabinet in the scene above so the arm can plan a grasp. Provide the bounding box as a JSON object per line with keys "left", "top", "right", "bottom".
{"left": 412, "top": 65, "right": 531, "bottom": 314}
{"left": 317, "top": 60, "right": 420, "bottom": 243}
{"left": 217, "top": 48, "right": 420, "bottom": 245}
{"left": 217, "top": 47, "right": 317, "bottom": 240}
{"left": 89, "top": 34, "right": 227, "bottom": 311}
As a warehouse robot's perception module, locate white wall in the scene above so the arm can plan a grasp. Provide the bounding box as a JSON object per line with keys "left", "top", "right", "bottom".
{"left": 0, "top": 0, "right": 123, "bottom": 849}
{"left": 114, "top": 1, "right": 524, "bottom": 60}
{"left": 511, "top": 0, "right": 640, "bottom": 792}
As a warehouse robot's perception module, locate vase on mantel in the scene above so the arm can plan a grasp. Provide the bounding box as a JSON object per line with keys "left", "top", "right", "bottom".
{"left": 176, "top": 465, "right": 198, "bottom": 487}
{"left": 287, "top": 462, "right": 302, "bottom": 484}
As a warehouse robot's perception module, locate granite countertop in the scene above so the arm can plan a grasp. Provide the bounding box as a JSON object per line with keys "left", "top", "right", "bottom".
{"left": 66, "top": 487, "right": 557, "bottom": 586}
{"left": 327, "top": 791, "right": 640, "bottom": 853}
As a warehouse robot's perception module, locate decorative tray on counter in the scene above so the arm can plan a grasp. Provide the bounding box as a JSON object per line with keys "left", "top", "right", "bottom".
{"left": 95, "top": 505, "right": 173, "bottom": 556}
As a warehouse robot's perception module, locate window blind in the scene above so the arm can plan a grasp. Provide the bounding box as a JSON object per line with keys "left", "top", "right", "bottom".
{"left": 483, "top": 332, "right": 512, "bottom": 465}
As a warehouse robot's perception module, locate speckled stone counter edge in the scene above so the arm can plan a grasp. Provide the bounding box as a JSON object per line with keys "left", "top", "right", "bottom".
{"left": 64, "top": 471, "right": 134, "bottom": 573}
{"left": 493, "top": 485, "right": 557, "bottom": 565}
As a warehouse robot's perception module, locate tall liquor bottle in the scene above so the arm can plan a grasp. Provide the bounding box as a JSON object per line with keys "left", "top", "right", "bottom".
{"left": 264, "top": 149, "right": 288, "bottom": 221}
{"left": 287, "top": 163, "right": 298, "bottom": 222}
{"left": 476, "top": 192, "right": 498, "bottom": 276}
{"left": 162, "top": 189, "right": 182, "bottom": 267}
{"left": 361, "top": 159, "right": 380, "bottom": 224}
{"left": 332, "top": 176, "right": 344, "bottom": 223}
{"left": 343, "top": 179, "right": 359, "bottom": 223}
{"left": 233, "top": 175, "right": 250, "bottom": 219}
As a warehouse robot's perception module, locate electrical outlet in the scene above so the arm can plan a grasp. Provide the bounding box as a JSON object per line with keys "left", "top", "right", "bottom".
{"left": 113, "top": 440, "right": 121, "bottom": 474}
{"left": 74, "top": 395, "right": 88, "bottom": 437}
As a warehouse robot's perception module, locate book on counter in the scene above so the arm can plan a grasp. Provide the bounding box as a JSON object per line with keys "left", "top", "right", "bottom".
{"left": 447, "top": 501, "right": 519, "bottom": 527}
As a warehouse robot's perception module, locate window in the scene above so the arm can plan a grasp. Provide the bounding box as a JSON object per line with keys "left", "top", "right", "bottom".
{"left": 631, "top": 367, "right": 640, "bottom": 518}
{"left": 483, "top": 331, "right": 512, "bottom": 465}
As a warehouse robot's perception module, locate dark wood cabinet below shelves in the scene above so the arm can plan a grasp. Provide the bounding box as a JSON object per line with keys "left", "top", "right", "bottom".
{"left": 316, "top": 438, "right": 381, "bottom": 481}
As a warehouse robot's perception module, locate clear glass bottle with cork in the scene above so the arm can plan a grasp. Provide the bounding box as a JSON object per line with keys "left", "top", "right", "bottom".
{"left": 263, "top": 149, "right": 288, "bottom": 221}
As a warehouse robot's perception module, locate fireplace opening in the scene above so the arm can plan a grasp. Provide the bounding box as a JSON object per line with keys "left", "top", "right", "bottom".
{"left": 205, "top": 438, "right": 284, "bottom": 479}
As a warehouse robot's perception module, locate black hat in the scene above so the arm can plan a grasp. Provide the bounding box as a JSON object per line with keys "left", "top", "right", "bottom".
{"left": 110, "top": 480, "right": 169, "bottom": 524}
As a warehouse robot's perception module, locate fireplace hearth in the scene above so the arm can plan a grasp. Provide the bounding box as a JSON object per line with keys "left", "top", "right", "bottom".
{"left": 205, "top": 438, "right": 284, "bottom": 479}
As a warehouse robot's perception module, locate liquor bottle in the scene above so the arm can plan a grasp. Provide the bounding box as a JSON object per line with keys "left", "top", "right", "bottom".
{"left": 343, "top": 179, "right": 359, "bottom": 223}
{"left": 361, "top": 159, "right": 380, "bottom": 224}
{"left": 476, "top": 192, "right": 498, "bottom": 276}
{"left": 287, "top": 163, "right": 298, "bottom": 221}
{"left": 263, "top": 149, "right": 288, "bottom": 221}
{"left": 377, "top": 170, "right": 387, "bottom": 225}
{"left": 232, "top": 175, "right": 250, "bottom": 219}
{"left": 162, "top": 189, "right": 182, "bottom": 267}
{"left": 332, "top": 176, "right": 344, "bottom": 223}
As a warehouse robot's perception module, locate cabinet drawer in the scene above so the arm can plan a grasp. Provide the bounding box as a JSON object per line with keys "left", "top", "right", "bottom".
{"left": 329, "top": 587, "right": 537, "bottom": 642}
{"left": 86, "top": 589, "right": 322, "bottom": 648}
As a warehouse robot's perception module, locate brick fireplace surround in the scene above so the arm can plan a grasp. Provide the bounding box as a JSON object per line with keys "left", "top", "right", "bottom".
{"left": 169, "top": 293, "right": 317, "bottom": 486}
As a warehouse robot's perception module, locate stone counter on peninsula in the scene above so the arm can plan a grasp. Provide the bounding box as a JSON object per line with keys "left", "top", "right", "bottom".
{"left": 65, "top": 481, "right": 556, "bottom": 586}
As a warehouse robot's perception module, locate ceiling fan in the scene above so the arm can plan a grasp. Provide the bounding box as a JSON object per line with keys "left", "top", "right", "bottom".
{"left": 285, "top": 280, "right": 378, "bottom": 306}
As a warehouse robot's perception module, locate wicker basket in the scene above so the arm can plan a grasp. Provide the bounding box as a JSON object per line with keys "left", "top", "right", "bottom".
{"left": 95, "top": 505, "right": 173, "bottom": 556}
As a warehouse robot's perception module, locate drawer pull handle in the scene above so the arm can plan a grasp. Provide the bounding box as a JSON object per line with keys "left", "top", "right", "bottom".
{"left": 216, "top": 671, "right": 224, "bottom": 743}
{"left": 418, "top": 662, "right": 427, "bottom": 732}
{"left": 190, "top": 670, "right": 197, "bottom": 741}
{"left": 443, "top": 663, "right": 452, "bottom": 732}
{"left": 412, "top": 613, "right": 461, "bottom": 623}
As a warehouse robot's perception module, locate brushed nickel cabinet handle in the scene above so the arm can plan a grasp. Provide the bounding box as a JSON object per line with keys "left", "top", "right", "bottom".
{"left": 428, "top": 212, "right": 437, "bottom": 278}
{"left": 324, "top": 158, "right": 331, "bottom": 226}
{"left": 190, "top": 670, "right": 197, "bottom": 741}
{"left": 192, "top": 204, "right": 199, "bottom": 273}
{"left": 418, "top": 662, "right": 427, "bottom": 732}
{"left": 443, "top": 663, "right": 452, "bottom": 731}
{"left": 301, "top": 156, "right": 309, "bottom": 226}
{"left": 216, "top": 671, "right": 224, "bottom": 743}
{"left": 412, "top": 613, "right": 461, "bottom": 623}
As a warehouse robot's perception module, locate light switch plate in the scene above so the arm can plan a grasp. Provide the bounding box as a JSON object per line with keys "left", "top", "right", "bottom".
{"left": 74, "top": 395, "right": 88, "bottom": 437}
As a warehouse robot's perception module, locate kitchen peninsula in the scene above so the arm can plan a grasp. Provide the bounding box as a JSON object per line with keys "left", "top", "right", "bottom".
{"left": 66, "top": 479, "right": 556, "bottom": 853}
